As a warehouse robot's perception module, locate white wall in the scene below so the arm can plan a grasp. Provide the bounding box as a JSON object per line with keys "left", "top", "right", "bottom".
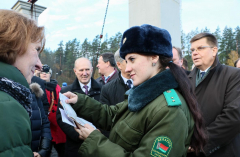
{"left": 129, "top": 0, "right": 181, "bottom": 48}
{"left": 11, "top": 0, "right": 46, "bottom": 23}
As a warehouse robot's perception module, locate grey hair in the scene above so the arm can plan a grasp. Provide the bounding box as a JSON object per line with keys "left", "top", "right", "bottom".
{"left": 114, "top": 49, "right": 124, "bottom": 63}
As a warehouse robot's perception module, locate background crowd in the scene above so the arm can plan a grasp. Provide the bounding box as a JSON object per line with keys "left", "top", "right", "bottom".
{"left": 1, "top": 9, "right": 240, "bottom": 157}
{"left": 40, "top": 26, "right": 240, "bottom": 85}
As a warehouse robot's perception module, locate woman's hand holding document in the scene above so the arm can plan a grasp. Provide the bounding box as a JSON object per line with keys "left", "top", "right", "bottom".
{"left": 59, "top": 93, "right": 96, "bottom": 129}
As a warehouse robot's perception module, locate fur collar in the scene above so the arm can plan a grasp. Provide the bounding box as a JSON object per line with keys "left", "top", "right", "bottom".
{"left": 126, "top": 69, "right": 178, "bottom": 112}
{"left": 30, "top": 83, "right": 44, "bottom": 98}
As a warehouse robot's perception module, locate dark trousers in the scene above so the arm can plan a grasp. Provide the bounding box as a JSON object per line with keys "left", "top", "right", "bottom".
{"left": 52, "top": 142, "right": 65, "bottom": 157}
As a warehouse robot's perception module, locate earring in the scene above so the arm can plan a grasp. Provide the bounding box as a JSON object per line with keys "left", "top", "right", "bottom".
{"left": 152, "top": 63, "right": 156, "bottom": 66}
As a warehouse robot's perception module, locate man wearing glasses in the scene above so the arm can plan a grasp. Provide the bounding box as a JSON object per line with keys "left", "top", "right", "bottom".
{"left": 187, "top": 33, "right": 240, "bottom": 157}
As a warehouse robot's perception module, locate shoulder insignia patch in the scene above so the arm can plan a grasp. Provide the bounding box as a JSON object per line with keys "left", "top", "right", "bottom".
{"left": 150, "top": 136, "right": 172, "bottom": 157}
{"left": 163, "top": 89, "right": 182, "bottom": 107}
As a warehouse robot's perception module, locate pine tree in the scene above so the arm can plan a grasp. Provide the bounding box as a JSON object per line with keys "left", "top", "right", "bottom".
{"left": 81, "top": 38, "right": 91, "bottom": 58}
{"left": 219, "top": 27, "right": 235, "bottom": 64}
{"left": 40, "top": 48, "right": 54, "bottom": 67}
{"left": 201, "top": 27, "right": 210, "bottom": 33}
{"left": 181, "top": 30, "right": 186, "bottom": 54}
{"left": 234, "top": 26, "right": 240, "bottom": 56}
{"left": 54, "top": 41, "right": 64, "bottom": 71}
{"left": 64, "top": 38, "right": 80, "bottom": 81}
{"left": 91, "top": 35, "right": 101, "bottom": 75}
{"left": 212, "top": 26, "right": 221, "bottom": 47}
{"left": 182, "top": 28, "right": 200, "bottom": 69}
{"left": 108, "top": 32, "right": 122, "bottom": 53}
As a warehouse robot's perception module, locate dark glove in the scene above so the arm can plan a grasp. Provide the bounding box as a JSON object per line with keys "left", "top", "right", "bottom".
{"left": 38, "top": 137, "right": 52, "bottom": 157}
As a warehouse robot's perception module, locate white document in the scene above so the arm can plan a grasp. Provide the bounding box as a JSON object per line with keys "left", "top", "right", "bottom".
{"left": 59, "top": 93, "right": 96, "bottom": 129}
{"left": 59, "top": 108, "right": 76, "bottom": 127}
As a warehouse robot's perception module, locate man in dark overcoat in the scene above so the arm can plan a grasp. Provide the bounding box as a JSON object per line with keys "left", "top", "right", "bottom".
{"left": 100, "top": 49, "right": 132, "bottom": 106}
{"left": 56, "top": 58, "right": 101, "bottom": 157}
{"left": 95, "top": 52, "right": 118, "bottom": 86}
{"left": 187, "top": 33, "right": 240, "bottom": 157}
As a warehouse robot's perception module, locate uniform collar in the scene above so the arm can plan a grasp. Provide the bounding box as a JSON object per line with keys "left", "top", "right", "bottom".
{"left": 126, "top": 69, "right": 178, "bottom": 112}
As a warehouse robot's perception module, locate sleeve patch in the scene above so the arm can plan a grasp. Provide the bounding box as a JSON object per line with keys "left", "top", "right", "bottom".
{"left": 150, "top": 136, "right": 172, "bottom": 157}
{"left": 163, "top": 89, "right": 182, "bottom": 107}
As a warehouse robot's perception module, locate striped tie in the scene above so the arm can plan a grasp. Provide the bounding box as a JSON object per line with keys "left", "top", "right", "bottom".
{"left": 83, "top": 85, "right": 88, "bottom": 95}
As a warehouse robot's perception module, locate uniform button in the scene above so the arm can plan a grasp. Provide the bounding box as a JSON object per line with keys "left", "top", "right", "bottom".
{"left": 172, "top": 100, "right": 175, "bottom": 102}
{"left": 171, "top": 97, "right": 174, "bottom": 99}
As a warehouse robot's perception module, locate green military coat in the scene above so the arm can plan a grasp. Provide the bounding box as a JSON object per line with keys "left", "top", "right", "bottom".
{"left": 72, "top": 70, "right": 194, "bottom": 157}
{"left": 0, "top": 62, "right": 32, "bottom": 156}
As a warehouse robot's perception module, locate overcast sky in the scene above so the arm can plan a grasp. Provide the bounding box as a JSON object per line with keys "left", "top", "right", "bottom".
{"left": 1, "top": 0, "right": 239, "bottom": 50}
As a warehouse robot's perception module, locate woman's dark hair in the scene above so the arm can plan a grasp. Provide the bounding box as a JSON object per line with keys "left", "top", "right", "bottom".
{"left": 159, "top": 55, "right": 207, "bottom": 154}
{"left": 234, "top": 58, "right": 240, "bottom": 67}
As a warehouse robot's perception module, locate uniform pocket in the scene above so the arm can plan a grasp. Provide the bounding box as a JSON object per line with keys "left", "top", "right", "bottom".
{"left": 115, "top": 121, "right": 143, "bottom": 151}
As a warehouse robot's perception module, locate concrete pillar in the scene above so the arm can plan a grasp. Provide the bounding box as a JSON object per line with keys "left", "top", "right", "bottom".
{"left": 11, "top": 0, "right": 46, "bottom": 23}
{"left": 129, "top": 0, "right": 181, "bottom": 48}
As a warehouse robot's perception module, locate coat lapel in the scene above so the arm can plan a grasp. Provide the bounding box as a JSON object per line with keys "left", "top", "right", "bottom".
{"left": 71, "top": 78, "right": 84, "bottom": 94}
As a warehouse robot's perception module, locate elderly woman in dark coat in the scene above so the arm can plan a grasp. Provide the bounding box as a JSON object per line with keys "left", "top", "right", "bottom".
{"left": 0, "top": 9, "right": 45, "bottom": 156}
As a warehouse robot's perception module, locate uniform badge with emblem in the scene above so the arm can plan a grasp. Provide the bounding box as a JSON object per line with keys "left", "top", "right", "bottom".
{"left": 150, "top": 136, "right": 172, "bottom": 157}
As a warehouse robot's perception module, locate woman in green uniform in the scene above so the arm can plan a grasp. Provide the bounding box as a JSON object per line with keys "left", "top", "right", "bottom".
{"left": 64, "top": 24, "right": 206, "bottom": 157}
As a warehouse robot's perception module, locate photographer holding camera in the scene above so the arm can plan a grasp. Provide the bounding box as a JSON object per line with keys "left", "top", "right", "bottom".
{"left": 40, "top": 64, "right": 66, "bottom": 157}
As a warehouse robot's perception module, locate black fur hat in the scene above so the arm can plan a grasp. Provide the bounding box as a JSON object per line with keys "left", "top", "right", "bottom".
{"left": 120, "top": 24, "right": 172, "bottom": 59}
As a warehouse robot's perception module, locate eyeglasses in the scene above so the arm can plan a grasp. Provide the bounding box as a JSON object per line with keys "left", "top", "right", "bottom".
{"left": 40, "top": 71, "right": 50, "bottom": 74}
{"left": 190, "top": 46, "right": 213, "bottom": 53}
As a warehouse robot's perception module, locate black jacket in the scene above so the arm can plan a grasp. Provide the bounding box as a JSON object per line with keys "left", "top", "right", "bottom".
{"left": 184, "top": 69, "right": 191, "bottom": 75}
{"left": 30, "top": 83, "right": 52, "bottom": 157}
{"left": 31, "top": 76, "right": 50, "bottom": 116}
{"left": 187, "top": 57, "right": 240, "bottom": 157}
{"left": 100, "top": 72, "right": 130, "bottom": 105}
{"left": 56, "top": 77, "right": 101, "bottom": 157}
{"left": 95, "top": 69, "right": 118, "bottom": 86}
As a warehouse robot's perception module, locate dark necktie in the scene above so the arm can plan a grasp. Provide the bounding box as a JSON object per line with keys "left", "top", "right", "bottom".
{"left": 83, "top": 85, "right": 88, "bottom": 95}
{"left": 201, "top": 72, "right": 206, "bottom": 79}
{"left": 127, "top": 80, "right": 132, "bottom": 89}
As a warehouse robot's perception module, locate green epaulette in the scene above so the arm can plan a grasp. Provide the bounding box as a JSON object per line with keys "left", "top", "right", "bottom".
{"left": 163, "top": 89, "right": 182, "bottom": 107}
